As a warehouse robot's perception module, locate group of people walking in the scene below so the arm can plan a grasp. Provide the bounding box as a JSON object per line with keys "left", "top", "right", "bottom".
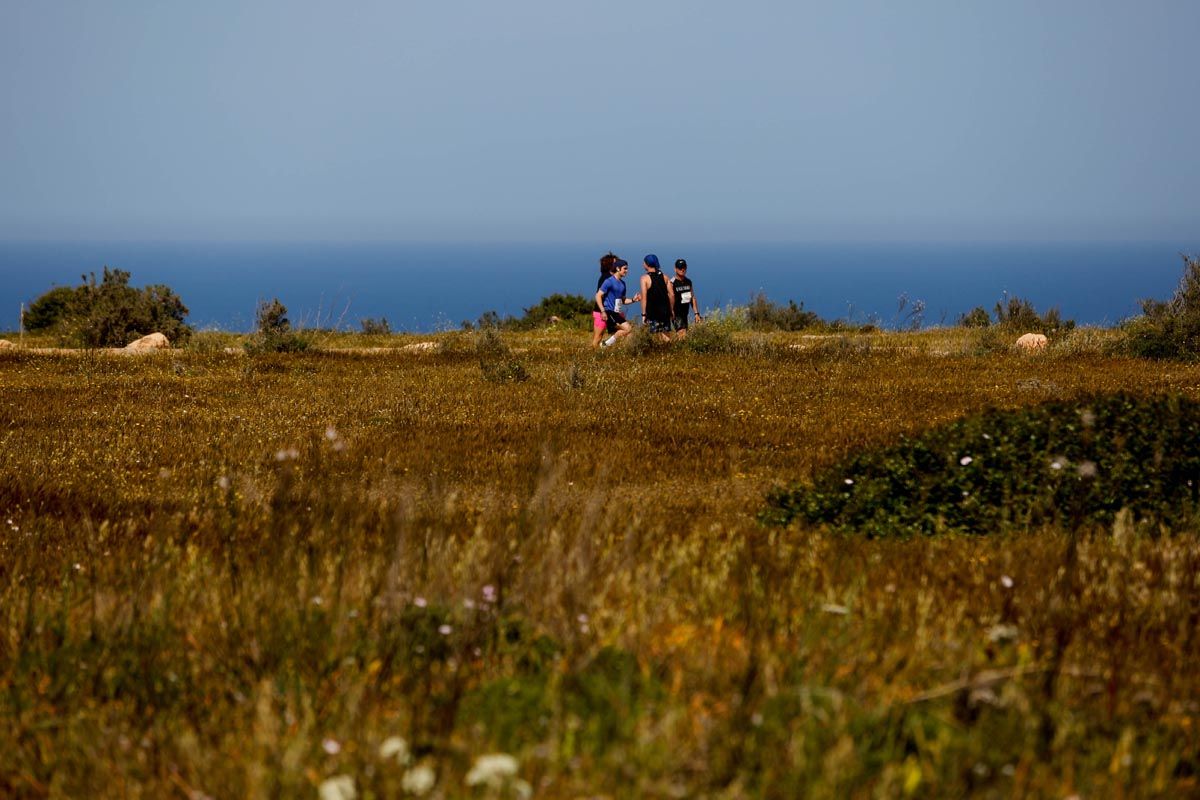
{"left": 591, "top": 252, "right": 702, "bottom": 348}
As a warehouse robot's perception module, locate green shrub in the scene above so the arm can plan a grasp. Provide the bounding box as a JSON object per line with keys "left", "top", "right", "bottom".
{"left": 681, "top": 313, "right": 738, "bottom": 354}
{"left": 625, "top": 323, "right": 658, "bottom": 355}
{"left": 993, "top": 294, "right": 1074, "bottom": 337}
{"left": 1124, "top": 255, "right": 1200, "bottom": 360}
{"left": 22, "top": 286, "right": 80, "bottom": 331}
{"left": 958, "top": 306, "right": 992, "bottom": 328}
{"left": 763, "top": 393, "right": 1200, "bottom": 536}
{"left": 512, "top": 293, "right": 593, "bottom": 330}
{"left": 746, "top": 293, "right": 822, "bottom": 332}
{"left": 244, "top": 298, "right": 311, "bottom": 354}
{"left": 466, "top": 294, "right": 594, "bottom": 332}
{"left": 25, "top": 268, "right": 193, "bottom": 346}
{"left": 359, "top": 317, "right": 391, "bottom": 335}
{"left": 476, "top": 328, "right": 528, "bottom": 383}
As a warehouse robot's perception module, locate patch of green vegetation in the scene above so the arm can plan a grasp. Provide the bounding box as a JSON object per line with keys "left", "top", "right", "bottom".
{"left": 244, "top": 298, "right": 312, "bottom": 354}
{"left": 469, "top": 294, "right": 594, "bottom": 332}
{"left": 1124, "top": 254, "right": 1200, "bottom": 360}
{"left": 763, "top": 393, "right": 1200, "bottom": 535}
{"left": 959, "top": 306, "right": 992, "bottom": 328}
{"left": 476, "top": 327, "right": 529, "bottom": 382}
{"left": 359, "top": 316, "right": 392, "bottom": 335}
{"left": 992, "top": 294, "right": 1075, "bottom": 337}
{"left": 24, "top": 267, "right": 193, "bottom": 346}
{"left": 745, "top": 292, "right": 822, "bottom": 332}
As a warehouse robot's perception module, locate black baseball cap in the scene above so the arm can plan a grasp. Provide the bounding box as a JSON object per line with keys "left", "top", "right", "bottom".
{"left": 674, "top": 258, "right": 688, "bottom": 269}
{"left": 613, "top": 258, "right": 628, "bottom": 268}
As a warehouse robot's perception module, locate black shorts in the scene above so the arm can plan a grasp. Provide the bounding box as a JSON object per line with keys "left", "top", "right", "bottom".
{"left": 604, "top": 310, "right": 627, "bottom": 334}
{"left": 672, "top": 314, "right": 690, "bottom": 331}
{"left": 647, "top": 318, "right": 672, "bottom": 335}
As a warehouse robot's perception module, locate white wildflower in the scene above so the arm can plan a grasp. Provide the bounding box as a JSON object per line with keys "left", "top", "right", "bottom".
{"left": 438, "top": 624, "right": 452, "bottom": 636}
{"left": 413, "top": 596, "right": 427, "bottom": 608}
{"left": 1077, "top": 460, "right": 1098, "bottom": 478}
{"left": 1000, "top": 575, "right": 1014, "bottom": 589}
{"left": 465, "top": 753, "right": 520, "bottom": 788}
{"left": 821, "top": 603, "right": 850, "bottom": 616}
{"left": 959, "top": 456, "right": 973, "bottom": 466}
{"left": 844, "top": 478, "right": 854, "bottom": 485}
{"left": 317, "top": 775, "right": 356, "bottom": 800}
{"left": 463, "top": 598, "right": 476, "bottom": 610}
{"left": 321, "top": 737, "right": 341, "bottom": 755}
{"left": 1050, "top": 459, "right": 1063, "bottom": 471}
{"left": 482, "top": 584, "right": 497, "bottom": 603}
{"left": 401, "top": 764, "right": 437, "bottom": 795}
{"left": 216, "top": 476, "right": 231, "bottom": 491}
{"left": 378, "top": 736, "right": 410, "bottom": 765}
{"left": 275, "top": 447, "right": 300, "bottom": 462}
{"left": 325, "top": 425, "right": 339, "bottom": 441}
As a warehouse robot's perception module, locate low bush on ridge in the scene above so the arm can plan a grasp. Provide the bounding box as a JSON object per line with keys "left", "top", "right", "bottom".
{"left": 476, "top": 327, "right": 529, "bottom": 382}
{"left": 745, "top": 293, "right": 822, "bottom": 332}
{"left": 244, "top": 298, "right": 312, "bottom": 354}
{"left": 469, "top": 294, "right": 594, "bottom": 332}
{"left": 763, "top": 392, "right": 1200, "bottom": 536}
{"left": 1124, "top": 254, "right": 1200, "bottom": 360}
{"left": 23, "top": 267, "right": 193, "bottom": 347}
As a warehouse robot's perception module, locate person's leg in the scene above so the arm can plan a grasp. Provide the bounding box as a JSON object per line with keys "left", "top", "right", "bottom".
{"left": 591, "top": 312, "right": 606, "bottom": 347}
{"left": 602, "top": 313, "right": 624, "bottom": 347}
{"left": 649, "top": 318, "right": 671, "bottom": 343}
{"left": 673, "top": 316, "right": 689, "bottom": 341}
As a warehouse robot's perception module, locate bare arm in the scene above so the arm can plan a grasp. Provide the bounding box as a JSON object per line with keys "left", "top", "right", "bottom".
{"left": 640, "top": 275, "right": 651, "bottom": 319}
{"left": 595, "top": 287, "right": 606, "bottom": 313}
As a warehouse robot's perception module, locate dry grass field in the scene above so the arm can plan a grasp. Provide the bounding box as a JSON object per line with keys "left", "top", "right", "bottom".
{"left": 2, "top": 327, "right": 1198, "bottom": 798}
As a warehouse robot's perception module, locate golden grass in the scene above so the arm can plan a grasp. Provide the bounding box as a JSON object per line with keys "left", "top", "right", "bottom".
{"left": 1, "top": 330, "right": 1198, "bottom": 798}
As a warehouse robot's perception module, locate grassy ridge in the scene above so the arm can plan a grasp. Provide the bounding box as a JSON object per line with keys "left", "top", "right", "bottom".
{"left": 1, "top": 331, "right": 1199, "bottom": 797}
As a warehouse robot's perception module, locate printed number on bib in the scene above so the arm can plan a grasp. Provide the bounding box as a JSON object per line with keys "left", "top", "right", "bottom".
{"left": 680, "top": 291, "right": 692, "bottom": 304}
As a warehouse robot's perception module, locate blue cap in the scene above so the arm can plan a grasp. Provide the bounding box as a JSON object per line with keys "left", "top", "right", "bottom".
{"left": 644, "top": 254, "right": 659, "bottom": 268}
{"left": 613, "top": 258, "right": 628, "bottom": 268}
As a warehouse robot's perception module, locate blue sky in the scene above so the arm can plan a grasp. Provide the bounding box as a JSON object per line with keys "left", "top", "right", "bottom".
{"left": 2, "top": 0, "right": 1198, "bottom": 242}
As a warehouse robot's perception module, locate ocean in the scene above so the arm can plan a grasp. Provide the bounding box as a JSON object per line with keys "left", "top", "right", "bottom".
{"left": 2, "top": 240, "right": 1197, "bottom": 333}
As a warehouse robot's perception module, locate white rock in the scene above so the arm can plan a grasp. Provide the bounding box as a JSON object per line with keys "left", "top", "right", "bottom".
{"left": 1014, "top": 332, "right": 1048, "bottom": 353}
{"left": 123, "top": 332, "right": 170, "bottom": 352}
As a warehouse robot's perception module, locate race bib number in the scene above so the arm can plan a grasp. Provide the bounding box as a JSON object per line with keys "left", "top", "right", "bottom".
{"left": 680, "top": 291, "right": 692, "bottom": 304}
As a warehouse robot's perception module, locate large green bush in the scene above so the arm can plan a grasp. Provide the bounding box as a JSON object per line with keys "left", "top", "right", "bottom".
{"left": 1124, "top": 255, "right": 1200, "bottom": 360}
{"left": 24, "top": 268, "right": 192, "bottom": 346}
{"left": 512, "top": 293, "right": 593, "bottom": 330}
{"left": 763, "top": 393, "right": 1200, "bottom": 536}
{"left": 992, "top": 294, "right": 1074, "bottom": 336}
{"left": 745, "top": 293, "right": 822, "bottom": 332}
{"left": 22, "top": 286, "right": 80, "bottom": 331}
{"left": 467, "top": 294, "right": 594, "bottom": 331}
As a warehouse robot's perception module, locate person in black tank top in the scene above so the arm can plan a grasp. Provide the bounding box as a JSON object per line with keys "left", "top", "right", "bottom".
{"left": 638, "top": 253, "right": 675, "bottom": 342}
{"left": 671, "top": 258, "right": 701, "bottom": 339}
